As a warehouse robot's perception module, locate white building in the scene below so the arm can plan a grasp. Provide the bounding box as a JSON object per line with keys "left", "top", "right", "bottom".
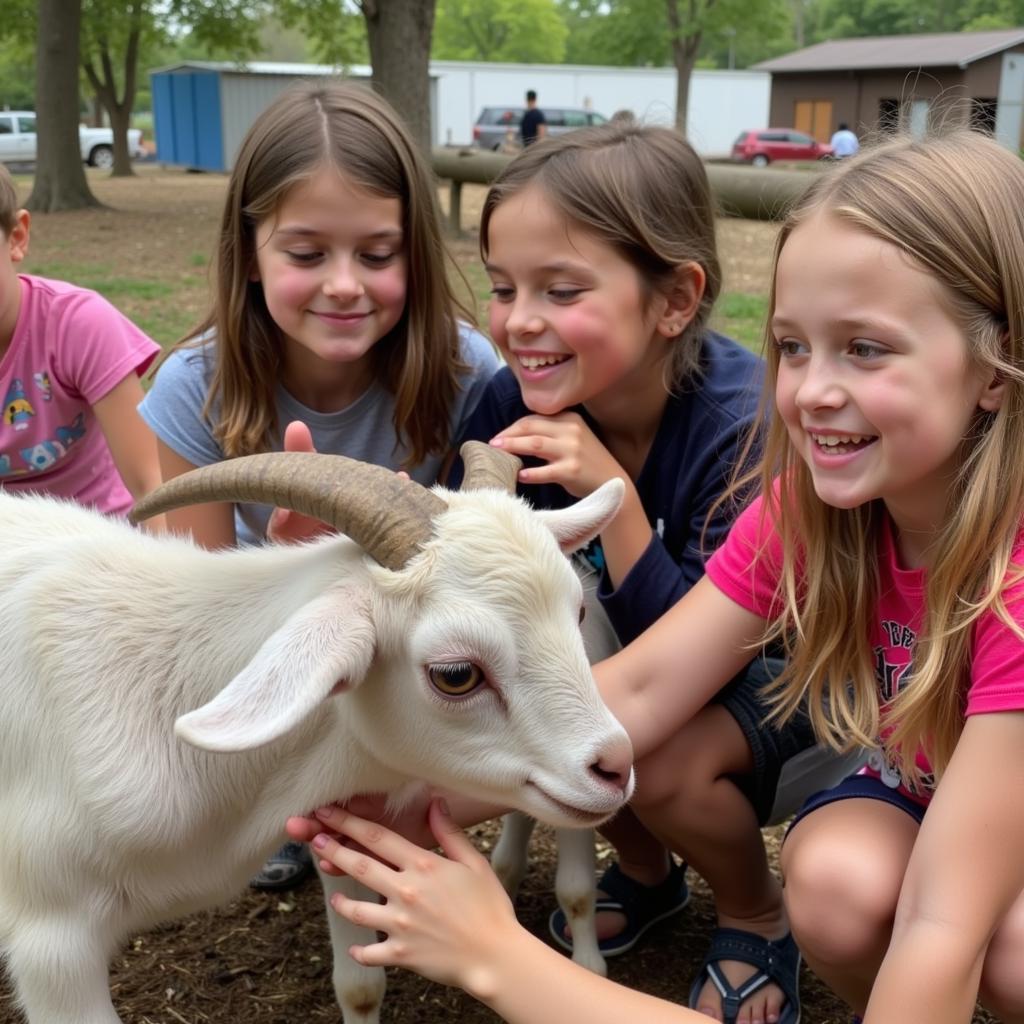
{"left": 151, "top": 59, "right": 770, "bottom": 171}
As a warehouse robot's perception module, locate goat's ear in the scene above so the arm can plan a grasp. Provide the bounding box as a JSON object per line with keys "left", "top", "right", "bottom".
{"left": 175, "top": 588, "right": 376, "bottom": 753}
{"left": 534, "top": 478, "right": 625, "bottom": 555}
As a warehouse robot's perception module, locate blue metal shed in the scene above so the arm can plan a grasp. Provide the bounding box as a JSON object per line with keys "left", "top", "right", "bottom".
{"left": 150, "top": 61, "right": 365, "bottom": 172}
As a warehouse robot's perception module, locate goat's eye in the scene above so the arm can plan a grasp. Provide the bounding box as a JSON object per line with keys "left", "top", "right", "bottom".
{"left": 579, "top": 605, "right": 587, "bottom": 625}
{"left": 427, "top": 661, "right": 485, "bottom": 698}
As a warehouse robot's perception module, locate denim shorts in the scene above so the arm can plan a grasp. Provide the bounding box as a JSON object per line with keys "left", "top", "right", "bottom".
{"left": 715, "top": 655, "right": 819, "bottom": 825}
{"left": 787, "top": 771, "right": 928, "bottom": 836}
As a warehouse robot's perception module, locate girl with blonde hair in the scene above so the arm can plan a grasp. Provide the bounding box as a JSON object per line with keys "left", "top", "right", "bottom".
{"left": 300, "top": 130, "right": 1024, "bottom": 1024}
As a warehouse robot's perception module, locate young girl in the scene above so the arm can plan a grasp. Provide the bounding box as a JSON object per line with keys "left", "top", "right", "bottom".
{"left": 300, "top": 121, "right": 854, "bottom": 1024}
{"left": 304, "top": 131, "right": 1024, "bottom": 1024}
{"left": 0, "top": 165, "right": 163, "bottom": 526}
{"left": 140, "top": 81, "right": 498, "bottom": 886}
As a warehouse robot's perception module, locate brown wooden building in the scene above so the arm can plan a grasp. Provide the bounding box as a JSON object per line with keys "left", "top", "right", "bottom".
{"left": 754, "top": 28, "right": 1024, "bottom": 151}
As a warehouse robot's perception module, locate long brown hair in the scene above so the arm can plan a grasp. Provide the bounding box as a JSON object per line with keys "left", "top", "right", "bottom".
{"left": 751, "top": 132, "right": 1024, "bottom": 783}
{"left": 479, "top": 122, "right": 722, "bottom": 390}
{"left": 183, "top": 81, "right": 472, "bottom": 464}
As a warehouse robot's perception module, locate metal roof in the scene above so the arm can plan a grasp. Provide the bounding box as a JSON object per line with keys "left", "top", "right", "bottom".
{"left": 754, "top": 28, "right": 1024, "bottom": 73}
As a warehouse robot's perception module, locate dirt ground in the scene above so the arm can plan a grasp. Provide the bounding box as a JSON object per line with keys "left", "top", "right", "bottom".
{"left": 0, "top": 167, "right": 994, "bottom": 1023}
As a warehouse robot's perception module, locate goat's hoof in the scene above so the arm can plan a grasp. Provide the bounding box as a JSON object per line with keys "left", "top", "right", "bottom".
{"left": 571, "top": 950, "right": 608, "bottom": 977}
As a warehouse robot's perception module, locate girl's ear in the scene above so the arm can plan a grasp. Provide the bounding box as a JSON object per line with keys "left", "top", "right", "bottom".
{"left": 7, "top": 209, "right": 29, "bottom": 263}
{"left": 978, "top": 373, "right": 1004, "bottom": 413}
{"left": 655, "top": 261, "right": 705, "bottom": 339}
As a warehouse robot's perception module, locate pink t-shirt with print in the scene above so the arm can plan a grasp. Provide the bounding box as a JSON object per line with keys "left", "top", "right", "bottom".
{"left": 0, "top": 275, "right": 160, "bottom": 515}
{"left": 705, "top": 493, "right": 1024, "bottom": 804}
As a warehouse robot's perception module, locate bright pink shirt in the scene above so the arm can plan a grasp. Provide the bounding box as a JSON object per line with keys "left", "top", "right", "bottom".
{"left": 0, "top": 275, "right": 159, "bottom": 515}
{"left": 706, "top": 494, "right": 1024, "bottom": 804}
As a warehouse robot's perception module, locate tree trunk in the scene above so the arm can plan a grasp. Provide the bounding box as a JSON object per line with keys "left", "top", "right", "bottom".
{"left": 27, "top": 0, "right": 100, "bottom": 212}
{"left": 362, "top": 0, "right": 436, "bottom": 154}
{"left": 666, "top": 0, "right": 709, "bottom": 136}
{"left": 83, "top": 11, "right": 140, "bottom": 178}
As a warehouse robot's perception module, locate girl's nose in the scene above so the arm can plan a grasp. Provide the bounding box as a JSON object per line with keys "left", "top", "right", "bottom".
{"left": 323, "top": 259, "right": 364, "bottom": 301}
{"left": 795, "top": 357, "right": 845, "bottom": 411}
{"left": 503, "top": 299, "right": 544, "bottom": 339}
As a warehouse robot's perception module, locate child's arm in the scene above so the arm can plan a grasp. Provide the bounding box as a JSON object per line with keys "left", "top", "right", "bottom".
{"left": 92, "top": 373, "right": 166, "bottom": 534}
{"left": 155, "top": 440, "right": 236, "bottom": 549}
{"left": 593, "top": 573, "right": 766, "bottom": 759}
{"left": 865, "top": 710, "right": 1024, "bottom": 1023}
{"left": 313, "top": 799, "right": 711, "bottom": 1024}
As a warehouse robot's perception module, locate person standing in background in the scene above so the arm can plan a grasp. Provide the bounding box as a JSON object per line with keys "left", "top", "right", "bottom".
{"left": 520, "top": 90, "right": 547, "bottom": 147}
{"left": 830, "top": 122, "right": 859, "bottom": 158}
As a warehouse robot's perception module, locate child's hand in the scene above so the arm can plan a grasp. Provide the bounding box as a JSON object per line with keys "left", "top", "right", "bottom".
{"left": 268, "top": 420, "right": 336, "bottom": 543}
{"left": 313, "top": 799, "right": 518, "bottom": 993}
{"left": 489, "top": 412, "right": 626, "bottom": 497}
{"left": 286, "top": 788, "right": 438, "bottom": 875}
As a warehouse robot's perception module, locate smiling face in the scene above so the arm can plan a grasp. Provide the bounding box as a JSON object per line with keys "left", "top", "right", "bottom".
{"left": 484, "top": 184, "right": 676, "bottom": 418}
{"left": 253, "top": 166, "right": 407, "bottom": 407}
{"left": 772, "top": 211, "right": 1001, "bottom": 548}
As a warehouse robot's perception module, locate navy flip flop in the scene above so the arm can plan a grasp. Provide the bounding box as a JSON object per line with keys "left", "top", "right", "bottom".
{"left": 548, "top": 859, "right": 690, "bottom": 958}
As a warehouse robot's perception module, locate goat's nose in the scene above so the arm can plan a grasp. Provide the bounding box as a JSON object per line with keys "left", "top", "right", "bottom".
{"left": 588, "top": 735, "right": 634, "bottom": 793}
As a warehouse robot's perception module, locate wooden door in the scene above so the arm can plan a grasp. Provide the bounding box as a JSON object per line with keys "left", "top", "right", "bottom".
{"left": 794, "top": 100, "right": 833, "bottom": 142}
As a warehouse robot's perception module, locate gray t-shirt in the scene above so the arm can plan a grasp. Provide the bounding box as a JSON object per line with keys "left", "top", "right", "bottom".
{"left": 139, "top": 323, "right": 499, "bottom": 545}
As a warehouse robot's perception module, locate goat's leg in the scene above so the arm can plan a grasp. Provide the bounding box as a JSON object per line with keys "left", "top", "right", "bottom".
{"left": 5, "top": 918, "right": 122, "bottom": 1024}
{"left": 318, "top": 867, "right": 386, "bottom": 1024}
{"left": 490, "top": 811, "right": 536, "bottom": 897}
{"left": 554, "top": 826, "right": 607, "bottom": 976}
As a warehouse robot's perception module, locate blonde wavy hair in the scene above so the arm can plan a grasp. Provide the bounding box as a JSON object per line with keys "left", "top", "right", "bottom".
{"left": 751, "top": 131, "right": 1024, "bottom": 785}
{"left": 177, "top": 81, "right": 472, "bottom": 465}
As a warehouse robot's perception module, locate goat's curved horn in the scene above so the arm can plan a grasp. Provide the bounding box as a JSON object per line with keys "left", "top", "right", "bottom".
{"left": 459, "top": 440, "right": 521, "bottom": 494}
{"left": 129, "top": 453, "right": 447, "bottom": 571}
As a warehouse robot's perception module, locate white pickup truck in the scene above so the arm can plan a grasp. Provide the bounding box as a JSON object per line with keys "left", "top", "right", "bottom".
{"left": 0, "top": 111, "right": 143, "bottom": 169}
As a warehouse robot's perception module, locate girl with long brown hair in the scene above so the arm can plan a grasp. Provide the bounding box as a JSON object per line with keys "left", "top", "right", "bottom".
{"left": 141, "top": 81, "right": 497, "bottom": 885}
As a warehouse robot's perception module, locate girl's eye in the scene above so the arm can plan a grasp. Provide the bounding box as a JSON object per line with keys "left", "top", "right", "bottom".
{"left": 489, "top": 286, "right": 514, "bottom": 302}
{"left": 773, "top": 337, "right": 805, "bottom": 357}
{"left": 549, "top": 288, "right": 584, "bottom": 302}
{"left": 362, "top": 252, "right": 396, "bottom": 266}
{"left": 286, "top": 251, "right": 322, "bottom": 264}
{"left": 850, "top": 340, "right": 884, "bottom": 360}
{"left": 427, "top": 662, "right": 486, "bottom": 698}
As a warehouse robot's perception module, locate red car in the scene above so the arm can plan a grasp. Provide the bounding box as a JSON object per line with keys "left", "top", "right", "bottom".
{"left": 731, "top": 129, "right": 834, "bottom": 167}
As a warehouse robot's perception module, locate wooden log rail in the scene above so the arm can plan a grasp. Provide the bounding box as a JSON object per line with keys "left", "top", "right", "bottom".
{"left": 432, "top": 146, "right": 829, "bottom": 233}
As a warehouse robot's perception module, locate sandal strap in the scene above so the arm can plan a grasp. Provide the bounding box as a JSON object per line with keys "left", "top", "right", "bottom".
{"left": 689, "top": 927, "right": 801, "bottom": 1024}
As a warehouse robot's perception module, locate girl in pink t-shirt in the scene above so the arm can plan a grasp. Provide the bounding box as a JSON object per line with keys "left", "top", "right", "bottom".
{"left": 0, "top": 167, "right": 163, "bottom": 525}
{"left": 289, "top": 132, "right": 1024, "bottom": 1024}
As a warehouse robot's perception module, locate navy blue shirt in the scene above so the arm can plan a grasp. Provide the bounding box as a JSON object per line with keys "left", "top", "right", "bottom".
{"left": 449, "top": 331, "right": 765, "bottom": 646}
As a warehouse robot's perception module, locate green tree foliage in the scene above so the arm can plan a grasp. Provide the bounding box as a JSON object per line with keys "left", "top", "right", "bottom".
{"left": 434, "top": 0, "right": 568, "bottom": 63}
{"left": 801, "top": 0, "right": 1024, "bottom": 42}
{"left": 0, "top": 34, "right": 37, "bottom": 109}
{"left": 274, "top": 0, "right": 369, "bottom": 65}
{"left": 557, "top": 0, "right": 793, "bottom": 69}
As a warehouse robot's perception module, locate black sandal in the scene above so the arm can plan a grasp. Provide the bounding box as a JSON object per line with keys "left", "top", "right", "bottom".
{"left": 249, "top": 840, "right": 315, "bottom": 891}
{"left": 688, "top": 926, "right": 801, "bottom": 1024}
{"left": 548, "top": 859, "right": 690, "bottom": 957}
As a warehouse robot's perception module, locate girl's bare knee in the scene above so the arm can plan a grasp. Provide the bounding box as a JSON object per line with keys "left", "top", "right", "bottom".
{"left": 783, "top": 832, "right": 898, "bottom": 965}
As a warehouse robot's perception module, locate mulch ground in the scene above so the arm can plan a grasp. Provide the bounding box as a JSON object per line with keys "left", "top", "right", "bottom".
{"left": 0, "top": 166, "right": 996, "bottom": 1023}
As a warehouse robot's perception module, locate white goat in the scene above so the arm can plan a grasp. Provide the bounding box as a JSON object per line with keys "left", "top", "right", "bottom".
{"left": 0, "top": 444, "right": 633, "bottom": 1024}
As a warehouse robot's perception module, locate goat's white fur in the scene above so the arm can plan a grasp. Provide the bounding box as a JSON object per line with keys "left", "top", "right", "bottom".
{"left": 0, "top": 481, "right": 633, "bottom": 1024}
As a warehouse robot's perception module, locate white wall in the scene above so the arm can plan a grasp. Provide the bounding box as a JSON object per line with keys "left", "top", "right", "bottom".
{"left": 431, "top": 61, "right": 770, "bottom": 155}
